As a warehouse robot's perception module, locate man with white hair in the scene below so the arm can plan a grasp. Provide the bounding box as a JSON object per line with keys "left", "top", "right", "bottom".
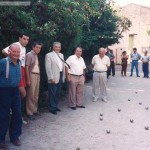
{"left": 141, "top": 50, "right": 150, "bottom": 78}
{"left": 92, "top": 48, "right": 110, "bottom": 102}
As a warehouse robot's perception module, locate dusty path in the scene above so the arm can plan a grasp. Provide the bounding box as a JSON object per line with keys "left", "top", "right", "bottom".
{"left": 7, "top": 64, "right": 150, "bottom": 150}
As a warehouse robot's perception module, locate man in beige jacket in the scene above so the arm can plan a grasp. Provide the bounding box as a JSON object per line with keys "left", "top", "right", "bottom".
{"left": 45, "top": 42, "right": 65, "bottom": 115}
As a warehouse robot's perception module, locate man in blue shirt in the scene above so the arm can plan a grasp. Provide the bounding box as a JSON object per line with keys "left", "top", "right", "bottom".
{"left": 0, "top": 44, "right": 22, "bottom": 149}
{"left": 130, "top": 48, "right": 141, "bottom": 77}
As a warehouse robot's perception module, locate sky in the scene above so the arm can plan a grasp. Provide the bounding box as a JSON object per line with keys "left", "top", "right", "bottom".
{"left": 113, "top": 0, "right": 150, "bottom": 7}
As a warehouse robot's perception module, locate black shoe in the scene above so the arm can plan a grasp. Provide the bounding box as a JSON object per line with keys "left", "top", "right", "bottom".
{"left": 27, "top": 115, "right": 35, "bottom": 120}
{"left": 11, "top": 139, "right": 21, "bottom": 146}
{"left": 33, "top": 112, "right": 41, "bottom": 116}
{"left": 0, "top": 143, "right": 7, "bottom": 149}
{"left": 77, "top": 105, "right": 85, "bottom": 108}
{"left": 50, "top": 110, "right": 57, "bottom": 115}
{"left": 137, "top": 75, "right": 140, "bottom": 77}
{"left": 56, "top": 108, "right": 61, "bottom": 112}
{"left": 130, "top": 75, "right": 132, "bottom": 77}
{"left": 70, "top": 107, "right": 76, "bottom": 110}
{"left": 147, "top": 76, "right": 149, "bottom": 78}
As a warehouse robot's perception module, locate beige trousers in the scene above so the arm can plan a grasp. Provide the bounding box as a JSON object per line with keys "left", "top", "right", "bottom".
{"left": 26, "top": 74, "right": 40, "bottom": 115}
{"left": 68, "top": 75, "right": 85, "bottom": 107}
{"left": 92, "top": 72, "right": 107, "bottom": 100}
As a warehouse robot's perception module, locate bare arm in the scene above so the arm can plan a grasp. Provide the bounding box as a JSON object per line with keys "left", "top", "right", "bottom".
{"left": 2, "top": 49, "right": 8, "bottom": 57}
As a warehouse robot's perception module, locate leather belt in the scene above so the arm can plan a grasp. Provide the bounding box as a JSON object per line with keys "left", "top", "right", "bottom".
{"left": 70, "top": 74, "right": 83, "bottom": 77}
{"left": 94, "top": 71, "right": 107, "bottom": 73}
{"left": 32, "top": 72, "right": 40, "bottom": 74}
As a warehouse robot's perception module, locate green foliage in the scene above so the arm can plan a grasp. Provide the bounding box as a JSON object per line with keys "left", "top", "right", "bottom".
{"left": 0, "top": 0, "right": 131, "bottom": 93}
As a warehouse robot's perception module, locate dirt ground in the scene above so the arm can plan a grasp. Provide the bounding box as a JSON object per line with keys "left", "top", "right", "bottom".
{"left": 6, "top": 64, "right": 150, "bottom": 150}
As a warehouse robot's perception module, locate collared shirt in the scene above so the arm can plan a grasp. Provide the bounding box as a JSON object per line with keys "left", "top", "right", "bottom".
{"left": 141, "top": 55, "right": 150, "bottom": 63}
{"left": 26, "top": 50, "right": 40, "bottom": 74}
{"left": 3, "top": 42, "right": 26, "bottom": 67}
{"left": 131, "top": 52, "right": 141, "bottom": 61}
{"left": 54, "top": 51, "right": 63, "bottom": 72}
{"left": 0, "top": 57, "right": 21, "bottom": 87}
{"left": 92, "top": 55, "right": 110, "bottom": 72}
{"left": 66, "top": 54, "right": 86, "bottom": 75}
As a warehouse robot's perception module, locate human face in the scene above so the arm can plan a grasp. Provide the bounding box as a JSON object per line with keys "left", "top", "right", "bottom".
{"left": 33, "top": 44, "right": 42, "bottom": 54}
{"left": 75, "top": 47, "right": 82, "bottom": 58}
{"left": 53, "top": 44, "right": 61, "bottom": 53}
{"left": 19, "top": 35, "right": 29, "bottom": 47}
{"left": 9, "top": 45, "right": 20, "bottom": 62}
{"left": 99, "top": 48, "right": 105, "bottom": 58}
{"left": 133, "top": 49, "right": 137, "bottom": 53}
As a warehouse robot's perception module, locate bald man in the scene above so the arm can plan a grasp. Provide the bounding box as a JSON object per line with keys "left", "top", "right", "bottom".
{"left": 92, "top": 48, "right": 110, "bottom": 102}
{"left": 0, "top": 44, "right": 22, "bottom": 148}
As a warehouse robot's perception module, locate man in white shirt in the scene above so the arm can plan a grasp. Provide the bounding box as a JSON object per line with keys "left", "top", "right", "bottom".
{"left": 45, "top": 42, "right": 65, "bottom": 115}
{"left": 66, "top": 47, "right": 86, "bottom": 110}
{"left": 92, "top": 48, "right": 110, "bottom": 102}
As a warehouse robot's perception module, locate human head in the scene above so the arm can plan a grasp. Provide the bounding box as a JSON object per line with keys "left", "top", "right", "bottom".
{"left": 32, "top": 41, "right": 42, "bottom": 54}
{"left": 8, "top": 44, "right": 20, "bottom": 62}
{"left": 99, "top": 47, "right": 106, "bottom": 58}
{"left": 53, "top": 42, "right": 61, "bottom": 53}
{"left": 144, "top": 50, "right": 148, "bottom": 55}
{"left": 75, "top": 47, "right": 83, "bottom": 58}
{"left": 19, "top": 32, "right": 30, "bottom": 47}
{"left": 122, "top": 51, "right": 126, "bottom": 55}
{"left": 133, "top": 48, "right": 137, "bottom": 53}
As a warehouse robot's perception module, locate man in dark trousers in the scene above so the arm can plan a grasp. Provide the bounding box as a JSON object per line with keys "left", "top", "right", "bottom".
{"left": 0, "top": 44, "right": 22, "bottom": 149}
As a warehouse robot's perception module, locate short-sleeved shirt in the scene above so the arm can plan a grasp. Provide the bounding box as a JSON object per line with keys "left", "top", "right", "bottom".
{"left": 92, "top": 55, "right": 110, "bottom": 72}
{"left": 131, "top": 52, "right": 141, "bottom": 61}
{"left": 0, "top": 57, "right": 21, "bottom": 87}
{"left": 66, "top": 54, "right": 86, "bottom": 75}
{"left": 141, "top": 55, "right": 150, "bottom": 63}
{"left": 3, "top": 42, "right": 26, "bottom": 67}
{"left": 26, "top": 50, "right": 40, "bottom": 74}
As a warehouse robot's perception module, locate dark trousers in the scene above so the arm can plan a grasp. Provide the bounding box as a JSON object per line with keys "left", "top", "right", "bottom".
{"left": 142, "top": 63, "right": 149, "bottom": 77}
{"left": 107, "top": 61, "right": 115, "bottom": 78}
{"left": 121, "top": 64, "right": 127, "bottom": 76}
{"left": 130, "top": 60, "right": 139, "bottom": 76}
{"left": 0, "top": 87, "right": 22, "bottom": 143}
{"left": 48, "top": 73, "right": 62, "bottom": 111}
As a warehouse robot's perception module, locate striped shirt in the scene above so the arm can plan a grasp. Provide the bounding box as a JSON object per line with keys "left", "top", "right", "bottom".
{"left": 0, "top": 57, "right": 21, "bottom": 87}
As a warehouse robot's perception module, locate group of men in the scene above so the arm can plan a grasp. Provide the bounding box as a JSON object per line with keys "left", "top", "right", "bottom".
{"left": 0, "top": 32, "right": 111, "bottom": 148}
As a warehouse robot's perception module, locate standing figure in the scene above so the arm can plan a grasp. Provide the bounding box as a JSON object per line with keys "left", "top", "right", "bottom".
{"left": 130, "top": 48, "right": 141, "bottom": 77}
{"left": 0, "top": 44, "right": 22, "bottom": 148}
{"left": 45, "top": 42, "right": 65, "bottom": 115}
{"left": 2, "top": 32, "right": 29, "bottom": 124}
{"left": 66, "top": 47, "right": 86, "bottom": 110}
{"left": 141, "top": 50, "right": 150, "bottom": 78}
{"left": 121, "top": 51, "right": 129, "bottom": 76}
{"left": 107, "top": 49, "right": 115, "bottom": 77}
{"left": 25, "top": 42, "right": 42, "bottom": 120}
{"left": 92, "top": 48, "right": 110, "bottom": 102}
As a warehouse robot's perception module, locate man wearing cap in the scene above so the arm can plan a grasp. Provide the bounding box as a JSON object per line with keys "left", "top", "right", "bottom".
{"left": 130, "top": 48, "right": 141, "bottom": 77}
{"left": 0, "top": 44, "right": 22, "bottom": 149}
{"left": 65, "top": 47, "right": 86, "bottom": 110}
{"left": 92, "top": 47, "right": 110, "bottom": 102}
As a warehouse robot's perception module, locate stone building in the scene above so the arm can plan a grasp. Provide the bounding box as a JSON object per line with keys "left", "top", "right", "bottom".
{"left": 109, "top": 3, "right": 150, "bottom": 64}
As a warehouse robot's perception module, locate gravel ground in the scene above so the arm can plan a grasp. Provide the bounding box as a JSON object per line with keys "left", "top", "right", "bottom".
{"left": 6, "top": 63, "right": 150, "bottom": 150}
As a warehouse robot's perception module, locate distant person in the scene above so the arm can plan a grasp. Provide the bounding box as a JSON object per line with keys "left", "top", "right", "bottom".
{"left": 0, "top": 44, "right": 22, "bottom": 148}
{"left": 66, "top": 47, "right": 86, "bottom": 110}
{"left": 45, "top": 42, "right": 65, "bottom": 115}
{"left": 2, "top": 32, "right": 29, "bottom": 124}
{"left": 121, "top": 51, "right": 129, "bottom": 76}
{"left": 141, "top": 50, "right": 150, "bottom": 78}
{"left": 25, "top": 42, "right": 42, "bottom": 120}
{"left": 92, "top": 48, "right": 110, "bottom": 102}
{"left": 107, "top": 49, "right": 115, "bottom": 77}
{"left": 130, "top": 48, "right": 141, "bottom": 77}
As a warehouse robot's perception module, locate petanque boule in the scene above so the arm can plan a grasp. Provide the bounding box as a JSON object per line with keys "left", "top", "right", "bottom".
{"left": 145, "top": 126, "right": 149, "bottom": 130}
{"left": 128, "top": 99, "right": 131, "bottom": 101}
{"left": 106, "top": 129, "right": 111, "bottom": 134}
{"left": 145, "top": 107, "right": 149, "bottom": 110}
{"left": 100, "top": 113, "right": 103, "bottom": 116}
{"left": 139, "top": 102, "right": 142, "bottom": 105}
{"left": 99, "top": 117, "right": 103, "bottom": 121}
{"left": 130, "top": 119, "right": 134, "bottom": 123}
{"left": 118, "top": 108, "right": 121, "bottom": 112}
